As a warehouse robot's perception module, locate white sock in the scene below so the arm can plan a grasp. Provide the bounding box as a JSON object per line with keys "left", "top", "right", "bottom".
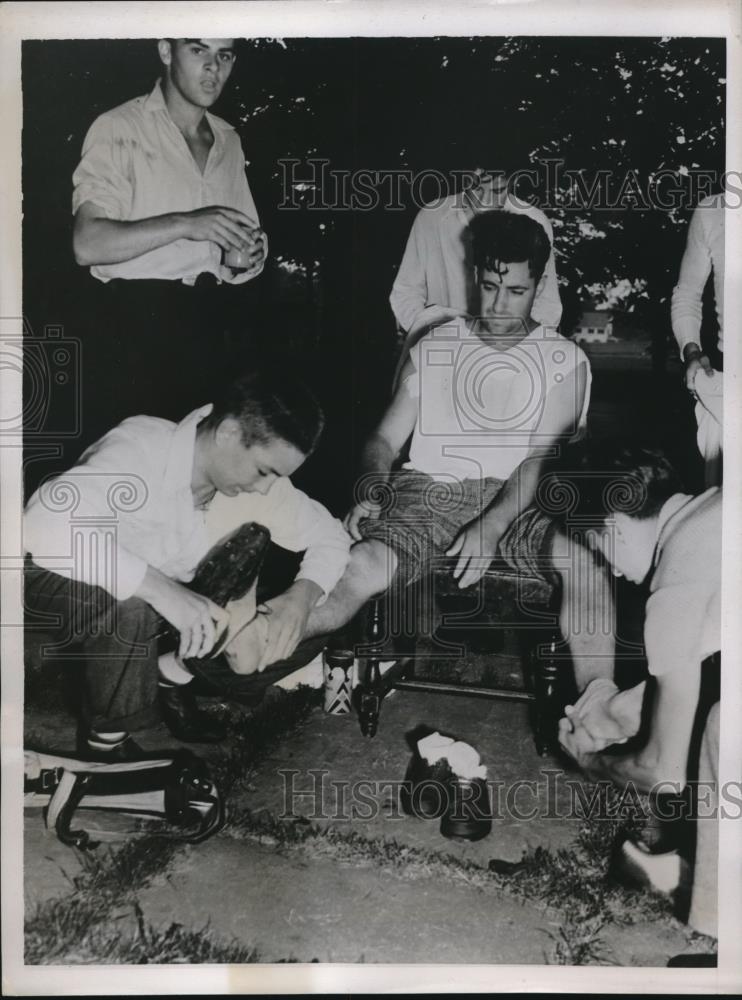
{"left": 88, "top": 730, "right": 127, "bottom": 750}
{"left": 624, "top": 840, "right": 682, "bottom": 894}
{"left": 158, "top": 651, "right": 194, "bottom": 687}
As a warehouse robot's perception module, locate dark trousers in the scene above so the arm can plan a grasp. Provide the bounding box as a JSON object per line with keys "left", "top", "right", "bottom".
{"left": 25, "top": 560, "right": 161, "bottom": 733}
{"left": 24, "top": 550, "right": 322, "bottom": 734}
{"left": 76, "top": 275, "right": 263, "bottom": 447}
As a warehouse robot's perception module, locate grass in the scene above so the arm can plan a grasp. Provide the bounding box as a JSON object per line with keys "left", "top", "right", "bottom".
{"left": 222, "top": 783, "right": 674, "bottom": 966}
{"left": 25, "top": 837, "right": 180, "bottom": 964}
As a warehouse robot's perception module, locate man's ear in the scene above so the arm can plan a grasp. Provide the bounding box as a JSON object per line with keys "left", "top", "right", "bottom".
{"left": 157, "top": 39, "right": 173, "bottom": 67}
{"left": 535, "top": 272, "right": 547, "bottom": 297}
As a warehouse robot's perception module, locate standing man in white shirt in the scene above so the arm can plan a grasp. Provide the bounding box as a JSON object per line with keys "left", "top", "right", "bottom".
{"left": 72, "top": 38, "right": 267, "bottom": 430}
{"left": 670, "top": 194, "right": 725, "bottom": 487}
{"left": 24, "top": 369, "right": 350, "bottom": 761}
{"left": 389, "top": 166, "right": 563, "bottom": 378}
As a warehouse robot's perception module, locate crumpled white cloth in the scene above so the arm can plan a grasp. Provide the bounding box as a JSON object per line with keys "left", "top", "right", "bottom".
{"left": 693, "top": 369, "right": 723, "bottom": 464}
{"left": 417, "top": 731, "right": 487, "bottom": 780}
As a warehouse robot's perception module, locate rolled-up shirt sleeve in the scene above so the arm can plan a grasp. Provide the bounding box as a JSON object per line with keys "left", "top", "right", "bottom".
{"left": 644, "top": 582, "right": 719, "bottom": 681}
{"left": 23, "top": 431, "right": 152, "bottom": 601}
{"left": 72, "top": 115, "right": 134, "bottom": 220}
{"left": 671, "top": 205, "right": 711, "bottom": 358}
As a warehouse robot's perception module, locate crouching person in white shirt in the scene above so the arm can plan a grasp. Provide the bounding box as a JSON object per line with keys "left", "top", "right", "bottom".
{"left": 552, "top": 440, "right": 721, "bottom": 947}
{"left": 24, "top": 368, "right": 351, "bottom": 760}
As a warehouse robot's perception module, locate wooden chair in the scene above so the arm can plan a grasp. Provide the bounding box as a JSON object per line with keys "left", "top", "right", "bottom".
{"left": 355, "top": 561, "right": 565, "bottom": 755}
{"left": 352, "top": 325, "right": 577, "bottom": 753}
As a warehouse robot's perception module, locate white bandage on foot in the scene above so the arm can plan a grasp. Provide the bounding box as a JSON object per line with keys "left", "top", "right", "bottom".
{"left": 157, "top": 651, "right": 194, "bottom": 686}
{"left": 224, "top": 610, "right": 272, "bottom": 675}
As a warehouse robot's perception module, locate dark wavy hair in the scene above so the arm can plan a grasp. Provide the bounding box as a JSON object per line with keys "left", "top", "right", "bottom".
{"left": 470, "top": 210, "right": 551, "bottom": 283}
{"left": 201, "top": 368, "right": 324, "bottom": 456}
{"left": 537, "top": 439, "right": 683, "bottom": 528}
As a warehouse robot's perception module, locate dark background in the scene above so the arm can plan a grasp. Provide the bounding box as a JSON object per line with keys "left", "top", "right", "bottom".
{"left": 22, "top": 35, "right": 726, "bottom": 505}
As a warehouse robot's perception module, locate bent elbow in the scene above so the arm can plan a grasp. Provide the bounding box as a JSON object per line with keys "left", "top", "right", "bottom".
{"left": 72, "top": 227, "right": 97, "bottom": 267}
{"left": 72, "top": 210, "right": 103, "bottom": 267}
{"left": 72, "top": 231, "right": 91, "bottom": 267}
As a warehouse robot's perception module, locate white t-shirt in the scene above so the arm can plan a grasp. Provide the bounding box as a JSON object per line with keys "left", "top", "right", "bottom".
{"left": 403, "top": 317, "right": 591, "bottom": 482}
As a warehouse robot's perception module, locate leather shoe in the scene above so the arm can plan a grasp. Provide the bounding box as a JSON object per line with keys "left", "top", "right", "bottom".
{"left": 158, "top": 683, "right": 227, "bottom": 743}
{"left": 440, "top": 776, "right": 492, "bottom": 842}
{"left": 400, "top": 752, "right": 455, "bottom": 819}
{"left": 667, "top": 953, "right": 717, "bottom": 968}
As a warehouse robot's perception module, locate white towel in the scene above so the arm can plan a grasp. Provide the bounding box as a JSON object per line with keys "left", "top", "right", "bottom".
{"left": 417, "top": 731, "right": 487, "bottom": 779}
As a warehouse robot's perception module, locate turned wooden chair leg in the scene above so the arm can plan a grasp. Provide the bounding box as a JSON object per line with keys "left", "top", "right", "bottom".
{"left": 531, "top": 631, "right": 561, "bottom": 756}
{"left": 355, "top": 595, "right": 384, "bottom": 737}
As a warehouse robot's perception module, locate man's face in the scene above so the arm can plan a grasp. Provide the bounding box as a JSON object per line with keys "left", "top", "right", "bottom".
{"left": 211, "top": 420, "right": 306, "bottom": 497}
{"left": 592, "top": 513, "right": 654, "bottom": 584}
{"left": 466, "top": 168, "right": 509, "bottom": 213}
{"left": 478, "top": 260, "right": 540, "bottom": 337}
{"left": 159, "top": 39, "right": 236, "bottom": 109}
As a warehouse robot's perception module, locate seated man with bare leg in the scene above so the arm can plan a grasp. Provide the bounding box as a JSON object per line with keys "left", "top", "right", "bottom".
{"left": 306, "top": 212, "right": 615, "bottom": 699}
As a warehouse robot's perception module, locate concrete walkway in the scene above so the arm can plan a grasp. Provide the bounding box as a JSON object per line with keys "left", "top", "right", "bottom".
{"left": 24, "top": 688, "right": 701, "bottom": 965}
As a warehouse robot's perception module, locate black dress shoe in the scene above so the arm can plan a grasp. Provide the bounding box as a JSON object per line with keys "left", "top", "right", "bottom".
{"left": 400, "top": 753, "right": 455, "bottom": 819}
{"left": 440, "top": 776, "right": 492, "bottom": 842}
{"left": 158, "top": 683, "right": 227, "bottom": 743}
{"left": 667, "top": 953, "right": 717, "bottom": 968}
{"left": 76, "top": 733, "right": 150, "bottom": 763}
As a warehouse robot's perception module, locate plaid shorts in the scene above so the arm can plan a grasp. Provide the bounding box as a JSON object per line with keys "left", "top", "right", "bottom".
{"left": 358, "top": 470, "right": 558, "bottom": 587}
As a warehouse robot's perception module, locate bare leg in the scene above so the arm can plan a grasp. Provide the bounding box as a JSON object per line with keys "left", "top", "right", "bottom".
{"left": 306, "top": 539, "right": 398, "bottom": 637}
{"left": 550, "top": 529, "right": 615, "bottom": 691}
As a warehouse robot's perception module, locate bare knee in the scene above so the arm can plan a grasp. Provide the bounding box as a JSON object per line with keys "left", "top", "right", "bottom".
{"left": 347, "top": 539, "right": 397, "bottom": 598}
{"left": 550, "top": 529, "right": 610, "bottom": 595}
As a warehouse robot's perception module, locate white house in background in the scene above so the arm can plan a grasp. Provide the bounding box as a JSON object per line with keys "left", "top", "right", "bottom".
{"left": 573, "top": 309, "right": 615, "bottom": 344}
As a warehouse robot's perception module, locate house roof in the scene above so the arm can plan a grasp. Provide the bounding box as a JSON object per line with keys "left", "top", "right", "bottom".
{"left": 577, "top": 310, "right": 613, "bottom": 327}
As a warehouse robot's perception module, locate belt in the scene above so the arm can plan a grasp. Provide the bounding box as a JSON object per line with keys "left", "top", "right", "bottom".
{"left": 105, "top": 274, "right": 219, "bottom": 291}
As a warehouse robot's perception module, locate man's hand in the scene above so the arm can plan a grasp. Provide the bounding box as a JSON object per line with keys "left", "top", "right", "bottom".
{"left": 410, "top": 304, "right": 469, "bottom": 337}
{"left": 446, "top": 514, "right": 504, "bottom": 589}
{"left": 240, "top": 228, "right": 267, "bottom": 272}
{"left": 557, "top": 717, "right": 614, "bottom": 782}
{"left": 181, "top": 206, "right": 260, "bottom": 253}
{"left": 261, "top": 580, "right": 323, "bottom": 665}
{"left": 683, "top": 347, "right": 714, "bottom": 395}
{"left": 558, "top": 715, "right": 663, "bottom": 794}
{"left": 137, "top": 566, "right": 230, "bottom": 660}
{"left": 561, "top": 678, "right": 632, "bottom": 753}
{"left": 344, "top": 501, "right": 383, "bottom": 542}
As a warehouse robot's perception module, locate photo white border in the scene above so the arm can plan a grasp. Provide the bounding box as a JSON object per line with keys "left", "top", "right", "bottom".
{"left": 2, "top": 1, "right": 741, "bottom": 994}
